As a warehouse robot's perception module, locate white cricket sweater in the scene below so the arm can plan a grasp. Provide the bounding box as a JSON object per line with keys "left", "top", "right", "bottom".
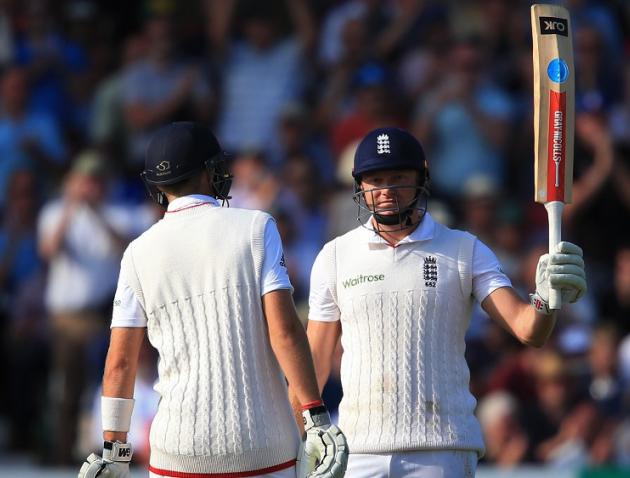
{"left": 121, "top": 204, "right": 300, "bottom": 474}
{"left": 329, "top": 221, "right": 485, "bottom": 455}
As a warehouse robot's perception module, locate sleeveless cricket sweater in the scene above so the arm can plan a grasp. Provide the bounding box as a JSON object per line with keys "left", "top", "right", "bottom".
{"left": 330, "top": 222, "right": 485, "bottom": 455}
{"left": 121, "top": 204, "right": 300, "bottom": 474}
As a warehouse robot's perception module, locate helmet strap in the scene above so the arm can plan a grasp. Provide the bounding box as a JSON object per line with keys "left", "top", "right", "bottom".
{"left": 372, "top": 196, "right": 418, "bottom": 226}
{"left": 205, "top": 154, "right": 233, "bottom": 205}
{"left": 141, "top": 171, "right": 169, "bottom": 208}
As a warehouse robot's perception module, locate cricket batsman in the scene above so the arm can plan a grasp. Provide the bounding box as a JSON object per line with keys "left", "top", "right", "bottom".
{"left": 78, "top": 122, "right": 348, "bottom": 478}
{"left": 305, "top": 127, "right": 587, "bottom": 477}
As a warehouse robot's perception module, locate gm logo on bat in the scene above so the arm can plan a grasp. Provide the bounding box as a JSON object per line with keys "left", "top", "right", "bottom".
{"left": 540, "top": 16, "right": 568, "bottom": 36}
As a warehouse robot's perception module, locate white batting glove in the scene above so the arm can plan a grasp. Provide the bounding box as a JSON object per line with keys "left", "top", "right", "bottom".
{"left": 297, "top": 402, "right": 348, "bottom": 478}
{"left": 78, "top": 441, "right": 132, "bottom": 478}
{"left": 531, "top": 241, "right": 587, "bottom": 314}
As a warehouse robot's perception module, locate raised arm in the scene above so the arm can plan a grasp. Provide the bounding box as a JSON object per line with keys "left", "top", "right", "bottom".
{"left": 482, "top": 242, "right": 587, "bottom": 347}
{"left": 482, "top": 286, "right": 558, "bottom": 347}
{"left": 204, "top": 0, "right": 237, "bottom": 55}
{"left": 286, "top": 0, "right": 316, "bottom": 52}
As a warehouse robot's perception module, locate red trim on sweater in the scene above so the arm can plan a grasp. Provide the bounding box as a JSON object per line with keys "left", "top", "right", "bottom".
{"left": 148, "top": 459, "right": 296, "bottom": 478}
{"left": 165, "top": 202, "right": 214, "bottom": 214}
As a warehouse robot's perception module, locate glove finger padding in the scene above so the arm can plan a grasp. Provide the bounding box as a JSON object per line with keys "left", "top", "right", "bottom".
{"left": 79, "top": 454, "right": 104, "bottom": 478}
{"left": 548, "top": 253, "right": 585, "bottom": 268}
{"left": 550, "top": 274, "right": 587, "bottom": 302}
{"left": 78, "top": 454, "right": 130, "bottom": 478}
{"left": 535, "top": 243, "right": 588, "bottom": 306}
{"left": 297, "top": 439, "right": 321, "bottom": 476}
{"left": 308, "top": 425, "right": 348, "bottom": 478}
{"left": 555, "top": 241, "right": 583, "bottom": 256}
{"left": 548, "top": 261, "right": 587, "bottom": 302}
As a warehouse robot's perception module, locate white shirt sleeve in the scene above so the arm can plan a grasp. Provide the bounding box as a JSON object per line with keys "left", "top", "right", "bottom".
{"left": 308, "top": 242, "right": 340, "bottom": 322}
{"left": 111, "top": 265, "right": 147, "bottom": 328}
{"left": 261, "top": 218, "right": 293, "bottom": 296}
{"left": 472, "top": 238, "right": 512, "bottom": 303}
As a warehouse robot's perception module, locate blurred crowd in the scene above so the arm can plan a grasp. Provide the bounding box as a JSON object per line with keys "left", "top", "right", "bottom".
{"left": 0, "top": 0, "right": 629, "bottom": 471}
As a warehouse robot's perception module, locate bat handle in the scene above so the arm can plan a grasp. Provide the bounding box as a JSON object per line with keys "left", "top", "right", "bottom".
{"left": 545, "top": 201, "right": 564, "bottom": 310}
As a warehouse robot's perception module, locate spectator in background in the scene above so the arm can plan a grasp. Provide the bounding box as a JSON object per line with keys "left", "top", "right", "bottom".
{"left": 209, "top": 0, "right": 315, "bottom": 156}
{"left": 0, "top": 169, "right": 48, "bottom": 453}
{"left": 609, "top": 64, "right": 630, "bottom": 144}
{"left": 587, "top": 323, "right": 624, "bottom": 418}
{"left": 477, "top": 391, "right": 530, "bottom": 466}
{"left": 573, "top": 23, "right": 621, "bottom": 113}
{"left": 280, "top": 154, "right": 327, "bottom": 301}
{"left": 493, "top": 201, "right": 526, "bottom": 280}
{"left": 273, "top": 207, "right": 308, "bottom": 302}
{"left": 458, "top": 174, "right": 499, "bottom": 249}
{"left": 0, "top": 170, "right": 41, "bottom": 310}
{"left": 0, "top": 66, "right": 67, "bottom": 207}
{"left": 414, "top": 37, "right": 512, "bottom": 199}
{"left": 38, "top": 151, "right": 153, "bottom": 464}
{"left": 325, "top": 139, "right": 362, "bottom": 240}
{"left": 0, "top": 170, "right": 46, "bottom": 450}
{"left": 90, "top": 33, "right": 148, "bottom": 174}
{"left": 272, "top": 103, "right": 335, "bottom": 185}
{"left": 317, "top": 0, "right": 380, "bottom": 69}
{"left": 523, "top": 350, "right": 606, "bottom": 467}
{"left": 228, "top": 151, "right": 284, "bottom": 211}
{"left": 598, "top": 246, "right": 630, "bottom": 335}
{"left": 569, "top": 0, "right": 624, "bottom": 66}
{"left": 564, "top": 111, "right": 620, "bottom": 300}
{"left": 0, "top": 0, "right": 15, "bottom": 67}
{"left": 330, "top": 62, "right": 404, "bottom": 155}
{"left": 122, "top": 16, "right": 211, "bottom": 168}
{"left": 13, "top": 0, "right": 88, "bottom": 128}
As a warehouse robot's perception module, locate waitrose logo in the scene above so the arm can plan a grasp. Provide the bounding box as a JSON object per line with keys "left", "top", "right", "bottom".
{"left": 342, "top": 274, "right": 385, "bottom": 288}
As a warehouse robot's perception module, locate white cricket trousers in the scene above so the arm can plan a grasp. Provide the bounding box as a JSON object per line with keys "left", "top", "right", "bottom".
{"left": 149, "top": 465, "right": 295, "bottom": 478}
{"left": 346, "top": 450, "right": 477, "bottom": 478}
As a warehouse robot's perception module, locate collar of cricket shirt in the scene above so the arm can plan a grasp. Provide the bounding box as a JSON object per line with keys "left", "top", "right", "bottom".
{"left": 363, "top": 212, "right": 435, "bottom": 245}
{"left": 166, "top": 194, "right": 220, "bottom": 213}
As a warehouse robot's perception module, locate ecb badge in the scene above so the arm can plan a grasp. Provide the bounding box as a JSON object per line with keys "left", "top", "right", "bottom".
{"left": 423, "top": 256, "right": 438, "bottom": 287}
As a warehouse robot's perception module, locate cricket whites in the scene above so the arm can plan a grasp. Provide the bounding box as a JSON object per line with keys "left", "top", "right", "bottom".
{"left": 531, "top": 3, "right": 575, "bottom": 310}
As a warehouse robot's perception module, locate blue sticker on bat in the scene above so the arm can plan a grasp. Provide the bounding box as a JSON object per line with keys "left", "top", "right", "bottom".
{"left": 547, "top": 58, "right": 569, "bottom": 83}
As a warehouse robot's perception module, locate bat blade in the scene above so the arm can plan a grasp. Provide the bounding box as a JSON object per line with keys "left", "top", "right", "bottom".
{"left": 532, "top": 3, "right": 574, "bottom": 205}
{"left": 531, "top": 3, "right": 575, "bottom": 309}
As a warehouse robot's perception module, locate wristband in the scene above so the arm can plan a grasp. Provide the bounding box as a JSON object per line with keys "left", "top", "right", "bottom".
{"left": 302, "top": 403, "right": 331, "bottom": 430}
{"left": 101, "top": 396, "right": 135, "bottom": 432}
{"left": 103, "top": 440, "right": 133, "bottom": 463}
{"left": 530, "top": 292, "right": 551, "bottom": 316}
{"left": 301, "top": 400, "right": 324, "bottom": 411}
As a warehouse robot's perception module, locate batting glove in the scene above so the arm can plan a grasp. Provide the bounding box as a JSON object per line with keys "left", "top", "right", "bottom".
{"left": 297, "top": 402, "right": 348, "bottom": 478}
{"left": 531, "top": 241, "right": 587, "bottom": 314}
{"left": 78, "top": 441, "right": 132, "bottom": 478}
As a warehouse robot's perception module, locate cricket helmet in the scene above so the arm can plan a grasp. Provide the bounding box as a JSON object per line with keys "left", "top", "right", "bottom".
{"left": 141, "top": 122, "right": 232, "bottom": 207}
{"left": 352, "top": 127, "right": 429, "bottom": 228}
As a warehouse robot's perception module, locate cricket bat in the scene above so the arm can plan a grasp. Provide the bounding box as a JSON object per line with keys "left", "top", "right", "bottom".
{"left": 531, "top": 4, "right": 574, "bottom": 310}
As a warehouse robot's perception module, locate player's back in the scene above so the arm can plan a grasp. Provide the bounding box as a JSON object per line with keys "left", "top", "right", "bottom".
{"left": 121, "top": 204, "right": 300, "bottom": 475}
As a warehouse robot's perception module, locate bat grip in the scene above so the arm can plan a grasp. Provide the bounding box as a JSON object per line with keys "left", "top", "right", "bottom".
{"left": 545, "top": 201, "right": 564, "bottom": 310}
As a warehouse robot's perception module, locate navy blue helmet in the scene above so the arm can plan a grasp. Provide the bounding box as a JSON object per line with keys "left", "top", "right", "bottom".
{"left": 141, "top": 122, "right": 232, "bottom": 207}
{"left": 352, "top": 127, "right": 429, "bottom": 228}
{"left": 352, "top": 127, "right": 428, "bottom": 180}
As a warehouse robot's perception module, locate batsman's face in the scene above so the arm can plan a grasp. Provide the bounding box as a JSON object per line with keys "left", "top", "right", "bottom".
{"left": 360, "top": 169, "right": 418, "bottom": 215}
